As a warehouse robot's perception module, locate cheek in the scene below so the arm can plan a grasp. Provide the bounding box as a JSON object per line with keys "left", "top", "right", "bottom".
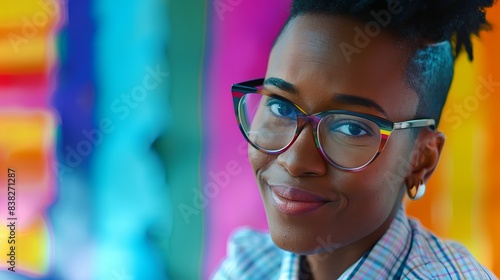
{"left": 349, "top": 133, "right": 414, "bottom": 196}
{"left": 248, "top": 144, "right": 274, "bottom": 174}
{"left": 348, "top": 175, "right": 400, "bottom": 217}
{"left": 373, "top": 134, "right": 415, "bottom": 190}
{"left": 329, "top": 140, "right": 412, "bottom": 236}
{"left": 340, "top": 170, "right": 399, "bottom": 219}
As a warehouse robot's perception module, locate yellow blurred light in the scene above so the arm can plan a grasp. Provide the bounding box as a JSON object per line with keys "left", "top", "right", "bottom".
{"left": 0, "top": 36, "right": 58, "bottom": 74}
{"left": 0, "top": 0, "right": 60, "bottom": 30}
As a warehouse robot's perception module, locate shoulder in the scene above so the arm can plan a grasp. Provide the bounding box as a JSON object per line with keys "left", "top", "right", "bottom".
{"left": 212, "top": 228, "right": 283, "bottom": 280}
{"left": 403, "top": 218, "right": 497, "bottom": 279}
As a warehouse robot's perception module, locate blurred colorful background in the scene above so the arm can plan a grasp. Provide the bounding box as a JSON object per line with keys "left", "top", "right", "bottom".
{"left": 0, "top": 0, "right": 498, "bottom": 279}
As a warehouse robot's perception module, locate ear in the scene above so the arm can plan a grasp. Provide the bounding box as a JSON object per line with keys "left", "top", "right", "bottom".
{"left": 405, "top": 129, "right": 445, "bottom": 187}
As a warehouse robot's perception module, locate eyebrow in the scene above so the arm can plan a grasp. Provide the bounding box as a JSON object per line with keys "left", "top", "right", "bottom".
{"left": 263, "top": 77, "right": 388, "bottom": 117}
{"left": 263, "top": 77, "right": 298, "bottom": 94}
{"left": 333, "top": 94, "right": 388, "bottom": 117}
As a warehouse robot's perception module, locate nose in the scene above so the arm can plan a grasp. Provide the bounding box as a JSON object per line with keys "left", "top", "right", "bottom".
{"left": 277, "top": 123, "right": 327, "bottom": 177}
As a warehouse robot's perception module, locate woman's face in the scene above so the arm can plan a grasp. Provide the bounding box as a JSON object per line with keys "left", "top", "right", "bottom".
{"left": 250, "top": 14, "right": 422, "bottom": 254}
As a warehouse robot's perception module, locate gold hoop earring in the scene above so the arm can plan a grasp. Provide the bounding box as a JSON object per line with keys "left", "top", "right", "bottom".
{"left": 407, "top": 179, "right": 426, "bottom": 200}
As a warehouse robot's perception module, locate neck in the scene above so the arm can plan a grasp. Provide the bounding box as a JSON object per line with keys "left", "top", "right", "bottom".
{"left": 304, "top": 204, "right": 400, "bottom": 280}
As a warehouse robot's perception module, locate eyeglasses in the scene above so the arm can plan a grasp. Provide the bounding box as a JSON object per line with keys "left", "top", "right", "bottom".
{"left": 232, "top": 78, "right": 436, "bottom": 172}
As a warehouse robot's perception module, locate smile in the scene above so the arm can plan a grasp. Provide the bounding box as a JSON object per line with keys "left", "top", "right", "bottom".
{"left": 269, "top": 185, "right": 329, "bottom": 216}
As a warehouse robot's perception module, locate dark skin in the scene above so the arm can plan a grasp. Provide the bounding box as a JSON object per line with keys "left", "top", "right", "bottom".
{"left": 249, "top": 14, "right": 445, "bottom": 279}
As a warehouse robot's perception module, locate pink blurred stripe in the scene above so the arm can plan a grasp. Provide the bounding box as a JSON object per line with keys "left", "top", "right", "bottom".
{"left": 203, "top": 0, "right": 291, "bottom": 277}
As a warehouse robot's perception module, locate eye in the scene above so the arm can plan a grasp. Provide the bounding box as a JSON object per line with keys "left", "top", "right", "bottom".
{"left": 331, "top": 122, "right": 370, "bottom": 137}
{"left": 266, "top": 98, "right": 297, "bottom": 119}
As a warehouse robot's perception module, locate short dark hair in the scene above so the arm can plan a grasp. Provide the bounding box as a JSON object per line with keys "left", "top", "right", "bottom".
{"left": 276, "top": 0, "right": 493, "bottom": 125}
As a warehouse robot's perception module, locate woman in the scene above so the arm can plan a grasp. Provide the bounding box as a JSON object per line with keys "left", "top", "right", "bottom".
{"left": 214, "top": 0, "right": 497, "bottom": 279}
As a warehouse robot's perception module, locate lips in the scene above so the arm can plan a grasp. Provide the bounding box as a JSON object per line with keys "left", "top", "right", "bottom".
{"left": 269, "top": 185, "right": 329, "bottom": 216}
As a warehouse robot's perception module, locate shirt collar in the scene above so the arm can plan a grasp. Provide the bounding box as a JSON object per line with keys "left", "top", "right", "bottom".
{"left": 279, "top": 251, "right": 299, "bottom": 280}
{"left": 342, "top": 205, "right": 412, "bottom": 278}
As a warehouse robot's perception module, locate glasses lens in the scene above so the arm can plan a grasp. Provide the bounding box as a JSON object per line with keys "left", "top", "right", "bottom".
{"left": 238, "top": 93, "right": 297, "bottom": 151}
{"left": 318, "top": 114, "right": 381, "bottom": 169}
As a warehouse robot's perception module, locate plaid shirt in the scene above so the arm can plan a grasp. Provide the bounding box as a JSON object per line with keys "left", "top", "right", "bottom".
{"left": 212, "top": 206, "right": 497, "bottom": 279}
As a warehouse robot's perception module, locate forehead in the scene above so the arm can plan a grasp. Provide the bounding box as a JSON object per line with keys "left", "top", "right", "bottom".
{"left": 266, "top": 14, "right": 419, "bottom": 120}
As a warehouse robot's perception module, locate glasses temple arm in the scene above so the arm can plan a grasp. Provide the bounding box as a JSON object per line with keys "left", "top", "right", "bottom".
{"left": 393, "top": 119, "right": 436, "bottom": 130}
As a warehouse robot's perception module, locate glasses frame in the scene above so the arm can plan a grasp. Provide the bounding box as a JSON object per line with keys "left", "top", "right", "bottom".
{"left": 232, "top": 78, "right": 436, "bottom": 172}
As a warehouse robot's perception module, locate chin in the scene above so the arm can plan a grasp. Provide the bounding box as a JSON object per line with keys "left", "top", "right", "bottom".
{"left": 267, "top": 218, "right": 345, "bottom": 255}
